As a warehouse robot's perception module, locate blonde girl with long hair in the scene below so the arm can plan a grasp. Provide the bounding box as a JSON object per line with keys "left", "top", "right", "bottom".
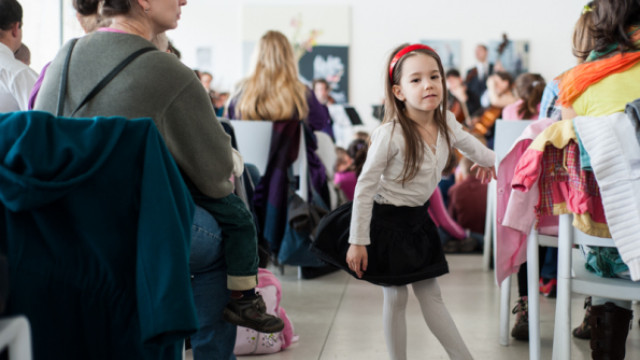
{"left": 227, "top": 30, "right": 332, "bottom": 136}
{"left": 313, "top": 44, "right": 496, "bottom": 359}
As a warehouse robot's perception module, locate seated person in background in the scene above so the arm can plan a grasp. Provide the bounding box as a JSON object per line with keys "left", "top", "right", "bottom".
{"left": 312, "top": 78, "right": 335, "bottom": 141}
{"left": 200, "top": 71, "right": 213, "bottom": 92}
{"left": 436, "top": 152, "right": 476, "bottom": 253}
{"left": 466, "top": 107, "right": 484, "bottom": 131}
{"left": 447, "top": 156, "right": 488, "bottom": 251}
{"left": 347, "top": 136, "right": 368, "bottom": 178}
{"left": 334, "top": 138, "right": 368, "bottom": 201}
{"left": 334, "top": 147, "right": 356, "bottom": 201}
{"left": 474, "top": 71, "right": 517, "bottom": 148}
{"left": 502, "top": 72, "right": 546, "bottom": 121}
{"left": 228, "top": 30, "right": 332, "bottom": 140}
{"left": 445, "top": 69, "right": 475, "bottom": 125}
{"left": 433, "top": 186, "right": 477, "bottom": 254}
{"left": 313, "top": 78, "right": 335, "bottom": 105}
{"left": 213, "top": 91, "right": 229, "bottom": 118}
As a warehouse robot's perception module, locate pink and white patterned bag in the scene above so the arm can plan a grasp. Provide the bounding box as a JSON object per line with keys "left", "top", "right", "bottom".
{"left": 233, "top": 268, "right": 298, "bottom": 355}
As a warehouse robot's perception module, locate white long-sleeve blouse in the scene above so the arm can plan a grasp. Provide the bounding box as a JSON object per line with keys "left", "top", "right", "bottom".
{"left": 348, "top": 111, "right": 495, "bottom": 245}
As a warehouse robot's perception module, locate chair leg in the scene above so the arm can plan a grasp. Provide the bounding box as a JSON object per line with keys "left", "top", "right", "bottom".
{"left": 552, "top": 214, "right": 573, "bottom": 360}
{"left": 499, "top": 275, "right": 512, "bottom": 346}
{"left": 483, "top": 182, "right": 495, "bottom": 271}
{"left": 527, "top": 230, "right": 540, "bottom": 360}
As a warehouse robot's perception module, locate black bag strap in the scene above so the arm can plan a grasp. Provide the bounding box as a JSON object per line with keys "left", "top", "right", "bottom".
{"left": 57, "top": 39, "right": 156, "bottom": 117}
{"left": 56, "top": 38, "right": 79, "bottom": 116}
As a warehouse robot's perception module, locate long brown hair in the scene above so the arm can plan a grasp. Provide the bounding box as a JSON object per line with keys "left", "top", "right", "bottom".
{"left": 384, "top": 44, "right": 452, "bottom": 184}
{"left": 591, "top": 0, "right": 640, "bottom": 55}
{"left": 572, "top": 1, "right": 596, "bottom": 61}
{"left": 235, "top": 30, "right": 309, "bottom": 121}
{"left": 514, "top": 73, "right": 546, "bottom": 119}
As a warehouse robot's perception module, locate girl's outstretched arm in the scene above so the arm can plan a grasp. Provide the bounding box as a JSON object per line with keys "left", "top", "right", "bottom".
{"left": 471, "top": 163, "right": 497, "bottom": 184}
{"left": 446, "top": 112, "right": 495, "bottom": 168}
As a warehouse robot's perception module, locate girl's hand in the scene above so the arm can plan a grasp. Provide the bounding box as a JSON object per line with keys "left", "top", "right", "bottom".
{"left": 346, "top": 244, "right": 368, "bottom": 278}
{"left": 471, "top": 164, "right": 497, "bottom": 184}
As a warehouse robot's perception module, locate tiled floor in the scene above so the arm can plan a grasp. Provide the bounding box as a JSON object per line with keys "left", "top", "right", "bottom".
{"left": 187, "top": 254, "right": 640, "bottom": 359}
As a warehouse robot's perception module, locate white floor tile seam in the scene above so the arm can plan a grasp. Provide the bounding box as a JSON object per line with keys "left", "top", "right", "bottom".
{"left": 316, "top": 272, "right": 352, "bottom": 360}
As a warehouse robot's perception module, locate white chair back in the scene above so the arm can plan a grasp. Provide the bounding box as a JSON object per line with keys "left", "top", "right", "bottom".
{"left": 493, "top": 120, "right": 535, "bottom": 164}
{"left": 230, "top": 120, "right": 308, "bottom": 201}
{"left": 229, "top": 120, "right": 274, "bottom": 176}
{"left": 314, "top": 131, "right": 337, "bottom": 179}
{"left": 485, "top": 120, "right": 534, "bottom": 271}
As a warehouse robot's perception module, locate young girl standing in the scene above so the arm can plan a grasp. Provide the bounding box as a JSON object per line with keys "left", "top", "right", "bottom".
{"left": 315, "top": 44, "right": 495, "bottom": 359}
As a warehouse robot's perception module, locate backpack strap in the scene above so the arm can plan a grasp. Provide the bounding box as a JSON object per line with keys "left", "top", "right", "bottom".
{"left": 56, "top": 38, "right": 79, "bottom": 117}
{"left": 57, "top": 39, "right": 156, "bottom": 117}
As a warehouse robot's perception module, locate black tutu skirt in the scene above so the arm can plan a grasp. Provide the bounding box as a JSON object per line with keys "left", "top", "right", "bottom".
{"left": 311, "top": 200, "right": 448, "bottom": 286}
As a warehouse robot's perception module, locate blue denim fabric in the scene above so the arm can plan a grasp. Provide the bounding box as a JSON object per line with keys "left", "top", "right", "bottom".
{"left": 189, "top": 206, "right": 236, "bottom": 360}
{"left": 540, "top": 247, "right": 558, "bottom": 279}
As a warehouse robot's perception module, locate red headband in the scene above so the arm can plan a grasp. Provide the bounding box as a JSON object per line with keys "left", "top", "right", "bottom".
{"left": 388, "top": 44, "right": 436, "bottom": 80}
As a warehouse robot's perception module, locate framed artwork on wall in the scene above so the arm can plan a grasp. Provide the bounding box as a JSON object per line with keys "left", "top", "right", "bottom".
{"left": 299, "top": 45, "right": 349, "bottom": 104}
{"left": 488, "top": 39, "right": 530, "bottom": 76}
{"left": 420, "top": 39, "right": 462, "bottom": 73}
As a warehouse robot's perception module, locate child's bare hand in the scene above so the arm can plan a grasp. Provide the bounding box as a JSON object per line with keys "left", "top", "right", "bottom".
{"left": 346, "top": 244, "right": 368, "bottom": 278}
{"left": 471, "top": 164, "right": 497, "bottom": 184}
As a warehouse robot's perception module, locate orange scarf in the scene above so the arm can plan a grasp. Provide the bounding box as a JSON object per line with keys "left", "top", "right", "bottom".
{"left": 557, "top": 52, "right": 640, "bottom": 107}
{"left": 557, "top": 28, "right": 640, "bottom": 107}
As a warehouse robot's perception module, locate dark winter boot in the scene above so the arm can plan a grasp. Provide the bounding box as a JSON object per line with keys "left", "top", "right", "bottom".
{"left": 589, "top": 302, "right": 633, "bottom": 360}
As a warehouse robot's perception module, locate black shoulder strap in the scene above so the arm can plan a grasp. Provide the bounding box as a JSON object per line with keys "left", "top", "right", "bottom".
{"left": 56, "top": 38, "right": 79, "bottom": 116}
{"left": 69, "top": 46, "right": 156, "bottom": 117}
{"left": 56, "top": 40, "right": 156, "bottom": 117}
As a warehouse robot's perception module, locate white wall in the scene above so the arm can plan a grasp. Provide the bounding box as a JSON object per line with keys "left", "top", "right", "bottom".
{"left": 20, "top": 0, "right": 586, "bottom": 124}
{"left": 168, "top": 0, "right": 585, "bottom": 123}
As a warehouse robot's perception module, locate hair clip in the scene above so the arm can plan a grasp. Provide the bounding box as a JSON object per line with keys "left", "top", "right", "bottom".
{"left": 582, "top": 4, "right": 593, "bottom": 14}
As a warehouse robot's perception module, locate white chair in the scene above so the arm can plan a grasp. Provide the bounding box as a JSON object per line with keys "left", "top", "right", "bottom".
{"left": 0, "top": 316, "right": 32, "bottom": 360}
{"left": 491, "top": 119, "right": 532, "bottom": 346}
{"left": 490, "top": 120, "right": 558, "bottom": 360}
{"left": 552, "top": 214, "right": 640, "bottom": 360}
{"left": 485, "top": 120, "right": 534, "bottom": 271}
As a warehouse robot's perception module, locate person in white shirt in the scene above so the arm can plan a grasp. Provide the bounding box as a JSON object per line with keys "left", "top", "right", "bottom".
{"left": 313, "top": 44, "right": 496, "bottom": 360}
{"left": 0, "top": 0, "right": 37, "bottom": 112}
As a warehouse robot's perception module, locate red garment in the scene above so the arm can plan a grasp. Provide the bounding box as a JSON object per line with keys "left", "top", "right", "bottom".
{"left": 513, "top": 141, "right": 607, "bottom": 225}
{"left": 447, "top": 176, "right": 487, "bottom": 234}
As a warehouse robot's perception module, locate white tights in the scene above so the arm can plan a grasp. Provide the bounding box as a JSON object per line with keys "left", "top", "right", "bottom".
{"left": 382, "top": 278, "right": 473, "bottom": 360}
